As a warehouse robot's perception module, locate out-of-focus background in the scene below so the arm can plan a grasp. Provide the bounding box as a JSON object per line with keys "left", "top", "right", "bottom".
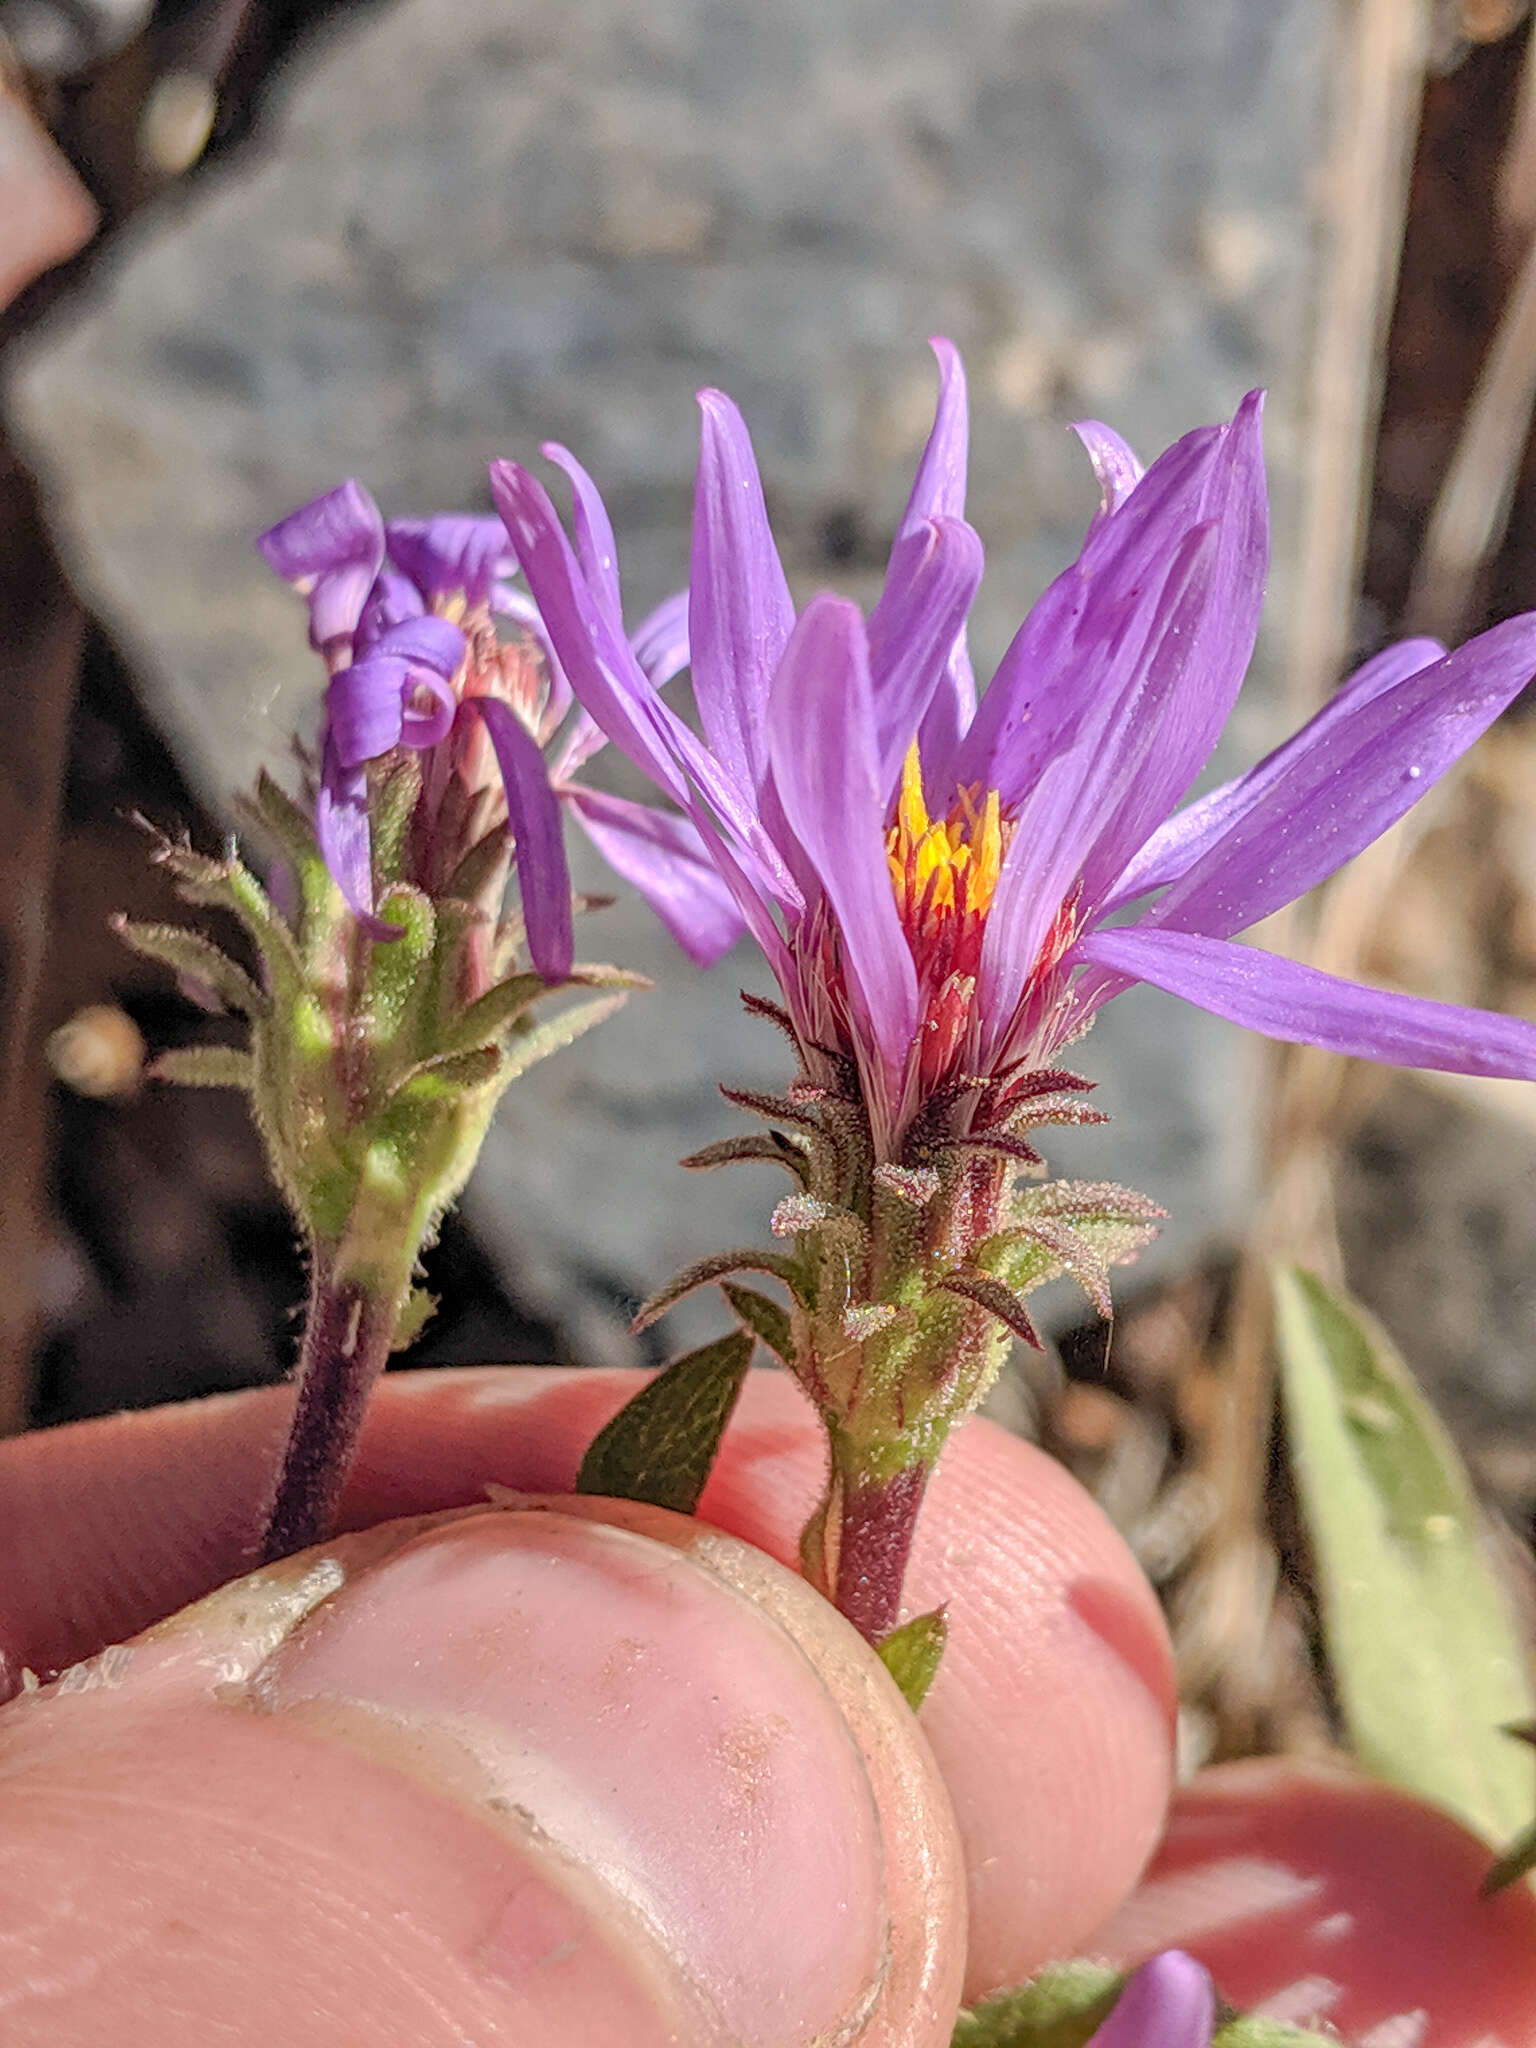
{"left": 2, "top": 0, "right": 1535, "bottom": 1755}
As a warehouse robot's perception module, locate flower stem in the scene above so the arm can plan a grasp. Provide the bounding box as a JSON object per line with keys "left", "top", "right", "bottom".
{"left": 832, "top": 1459, "right": 930, "bottom": 1644}
{"left": 258, "top": 1250, "right": 398, "bottom": 1565}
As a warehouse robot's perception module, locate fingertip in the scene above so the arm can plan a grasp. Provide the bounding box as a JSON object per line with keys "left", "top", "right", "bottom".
{"left": 1096, "top": 1760, "right": 1536, "bottom": 2044}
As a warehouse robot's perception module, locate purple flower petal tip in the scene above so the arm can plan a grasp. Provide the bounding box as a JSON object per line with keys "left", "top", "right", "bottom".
{"left": 258, "top": 479, "right": 386, "bottom": 649}
{"left": 1087, "top": 1951, "right": 1215, "bottom": 2048}
{"left": 384, "top": 515, "right": 514, "bottom": 607}
{"left": 1072, "top": 419, "right": 1145, "bottom": 524}
{"left": 256, "top": 479, "right": 382, "bottom": 582}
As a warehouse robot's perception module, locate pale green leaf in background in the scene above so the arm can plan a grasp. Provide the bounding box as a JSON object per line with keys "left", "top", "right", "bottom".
{"left": 1274, "top": 1264, "right": 1536, "bottom": 1849}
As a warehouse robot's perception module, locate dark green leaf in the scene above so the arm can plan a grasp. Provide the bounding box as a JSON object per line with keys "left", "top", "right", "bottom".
{"left": 877, "top": 1607, "right": 946, "bottom": 1711}
{"left": 577, "top": 1330, "right": 754, "bottom": 1513}
{"left": 1275, "top": 1265, "right": 1536, "bottom": 1848}
{"left": 721, "top": 1282, "right": 794, "bottom": 1364}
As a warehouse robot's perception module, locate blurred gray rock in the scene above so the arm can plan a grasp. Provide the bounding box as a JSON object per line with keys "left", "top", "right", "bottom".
{"left": 5, "top": 0, "right": 1331, "bottom": 1357}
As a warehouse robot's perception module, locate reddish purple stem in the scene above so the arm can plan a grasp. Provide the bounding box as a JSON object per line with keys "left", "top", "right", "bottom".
{"left": 258, "top": 1256, "right": 395, "bottom": 1566}
{"left": 834, "top": 1462, "right": 930, "bottom": 1643}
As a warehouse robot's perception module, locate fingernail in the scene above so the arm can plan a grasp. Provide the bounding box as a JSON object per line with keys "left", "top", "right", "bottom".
{"left": 255, "top": 1507, "right": 893, "bottom": 2047}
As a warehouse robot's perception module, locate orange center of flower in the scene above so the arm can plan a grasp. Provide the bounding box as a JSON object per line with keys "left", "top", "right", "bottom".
{"left": 886, "top": 742, "right": 1003, "bottom": 951}
{"left": 885, "top": 743, "right": 1011, "bottom": 1087}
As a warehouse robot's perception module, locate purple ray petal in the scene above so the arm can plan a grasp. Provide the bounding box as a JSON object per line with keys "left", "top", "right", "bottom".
{"left": 900, "top": 339, "right": 977, "bottom": 795}
{"left": 358, "top": 569, "right": 426, "bottom": 650}
{"left": 1073, "top": 391, "right": 1268, "bottom": 906}
{"left": 258, "top": 480, "right": 385, "bottom": 651}
{"left": 555, "top": 592, "right": 691, "bottom": 780}
{"left": 628, "top": 589, "right": 691, "bottom": 687}
{"left": 1077, "top": 925, "right": 1536, "bottom": 1079}
{"left": 689, "top": 389, "right": 796, "bottom": 795}
{"left": 565, "top": 784, "right": 746, "bottom": 965}
{"left": 952, "top": 410, "right": 1232, "bottom": 805}
{"left": 900, "top": 337, "right": 969, "bottom": 526}
{"left": 492, "top": 460, "right": 696, "bottom": 805}
{"left": 866, "top": 513, "right": 986, "bottom": 799}
{"left": 469, "top": 697, "right": 574, "bottom": 980}
{"left": 1086, "top": 1952, "right": 1214, "bottom": 2048}
{"left": 492, "top": 458, "right": 800, "bottom": 911}
{"left": 399, "top": 672, "right": 459, "bottom": 750}
{"left": 766, "top": 595, "right": 919, "bottom": 1083}
{"left": 1138, "top": 611, "right": 1536, "bottom": 941}
{"left": 1100, "top": 635, "right": 1447, "bottom": 910}
{"left": 541, "top": 442, "right": 624, "bottom": 631}
{"left": 384, "top": 515, "right": 513, "bottom": 606}
{"left": 326, "top": 659, "right": 406, "bottom": 767}
{"left": 977, "top": 523, "right": 1217, "bottom": 1040}
{"left": 367, "top": 614, "right": 468, "bottom": 674}
{"left": 1073, "top": 419, "right": 1145, "bottom": 542}
{"left": 315, "top": 741, "right": 401, "bottom": 940}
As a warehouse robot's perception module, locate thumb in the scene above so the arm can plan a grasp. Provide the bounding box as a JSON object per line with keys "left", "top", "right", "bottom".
{"left": 0, "top": 1497, "right": 964, "bottom": 2047}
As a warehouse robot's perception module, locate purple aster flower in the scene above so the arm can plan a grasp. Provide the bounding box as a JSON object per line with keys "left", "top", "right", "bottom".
{"left": 489, "top": 340, "right": 1536, "bottom": 1147}
{"left": 1087, "top": 1952, "right": 1216, "bottom": 2048}
{"left": 258, "top": 486, "right": 735, "bottom": 980}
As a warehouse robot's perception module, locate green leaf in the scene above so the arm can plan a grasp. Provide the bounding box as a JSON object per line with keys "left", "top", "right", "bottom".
{"left": 952, "top": 1966, "right": 1336, "bottom": 2048}
{"left": 721, "top": 1281, "right": 794, "bottom": 1364}
{"left": 576, "top": 1330, "right": 754, "bottom": 1514}
{"left": 877, "top": 1607, "right": 946, "bottom": 1711}
{"left": 499, "top": 992, "right": 628, "bottom": 1084}
{"left": 952, "top": 1962, "right": 1119, "bottom": 2047}
{"left": 1212, "top": 2020, "right": 1336, "bottom": 2047}
{"left": 111, "top": 916, "right": 267, "bottom": 1017}
{"left": 149, "top": 1046, "right": 254, "bottom": 1090}
{"left": 1274, "top": 1265, "right": 1536, "bottom": 1848}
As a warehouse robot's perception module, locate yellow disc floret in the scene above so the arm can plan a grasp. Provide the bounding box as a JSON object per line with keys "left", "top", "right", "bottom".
{"left": 886, "top": 741, "right": 1003, "bottom": 937}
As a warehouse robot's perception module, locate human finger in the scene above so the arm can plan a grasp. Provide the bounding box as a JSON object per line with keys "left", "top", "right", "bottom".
{"left": 0, "top": 1364, "right": 1175, "bottom": 1992}
{"left": 1093, "top": 1758, "right": 1536, "bottom": 2047}
{"left": 0, "top": 1495, "right": 964, "bottom": 2045}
